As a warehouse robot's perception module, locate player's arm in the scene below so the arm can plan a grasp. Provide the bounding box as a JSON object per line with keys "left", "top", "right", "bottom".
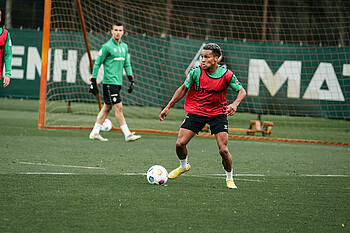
{"left": 227, "top": 87, "right": 246, "bottom": 116}
{"left": 159, "top": 84, "right": 188, "bottom": 121}
{"left": 3, "top": 32, "right": 12, "bottom": 87}
{"left": 124, "top": 45, "right": 132, "bottom": 76}
{"left": 160, "top": 68, "right": 196, "bottom": 121}
{"left": 227, "top": 74, "right": 246, "bottom": 116}
{"left": 89, "top": 46, "right": 107, "bottom": 95}
{"left": 91, "top": 46, "right": 107, "bottom": 79}
{"left": 124, "top": 46, "right": 135, "bottom": 93}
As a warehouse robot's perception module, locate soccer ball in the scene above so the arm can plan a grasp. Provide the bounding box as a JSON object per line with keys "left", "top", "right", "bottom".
{"left": 101, "top": 118, "right": 112, "bottom": 131}
{"left": 147, "top": 165, "right": 168, "bottom": 185}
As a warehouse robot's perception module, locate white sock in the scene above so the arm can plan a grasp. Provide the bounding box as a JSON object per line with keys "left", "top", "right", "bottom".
{"left": 180, "top": 158, "right": 188, "bottom": 170}
{"left": 90, "top": 123, "right": 102, "bottom": 136}
{"left": 226, "top": 170, "right": 233, "bottom": 181}
{"left": 120, "top": 124, "right": 131, "bottom": 137}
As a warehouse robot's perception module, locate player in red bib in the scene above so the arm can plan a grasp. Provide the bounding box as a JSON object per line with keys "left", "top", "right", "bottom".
{"left": 159, "top": 43, "right": 246, "bottom": 189}
{"left": 0, "top": 10, "right": 12, "bottom": 88}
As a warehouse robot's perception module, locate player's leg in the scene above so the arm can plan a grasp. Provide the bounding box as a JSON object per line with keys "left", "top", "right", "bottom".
{"left": 215, "top": 132, "right": 232, "bottom": 172}
{"left": 168, "top": 128, "right": 196, "bottom": 179}
{"left": 210, "top": 114, "right": 237, "bottom": 188}
{"left": 89, "top": 104, "right": 112, "bottom": 141}
{"left": 114, "top": 102, "right": 141, "bottom": 141}
{"left": 97, "top": 104, "right": 112, "bottom": 124}
{"left": 114, "top": 102, "right": 126, "bottom": 126}
{"left": 176, "top": 128, "right": 196, "bottom": 161}
{"left": 169, "top": 114, "right": 205, "bottom": 179}
{"left": 215, "top": 132, "right": 237, "bottom": 189}
{"left": 104, "top": 84, "right": 140, "bottom": 142}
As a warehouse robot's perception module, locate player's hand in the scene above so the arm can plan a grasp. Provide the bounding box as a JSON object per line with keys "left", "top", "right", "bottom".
{"left": 128, "top": 80, "right": 134, "bottom": 93}
{"left": 127, "top": 75, "right": 134, "bottom": 93}
{"left": 3, "top": 76, "right": 10, "bottom": 88}
{"left": 227, "top": 103, "right": 238, "bottom": 116}
{"left": 89, "top": 78, "right": 98, "bottom": 96}
{"left": 159, "top": 106, "right": 170, "bottom": 121}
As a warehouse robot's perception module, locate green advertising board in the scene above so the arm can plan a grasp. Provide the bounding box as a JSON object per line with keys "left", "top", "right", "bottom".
{"left": 0, "top": 29, "right": 42, "bottom": 99}
{"left": 1, "top": 29, "right": 349, "bottom": 119}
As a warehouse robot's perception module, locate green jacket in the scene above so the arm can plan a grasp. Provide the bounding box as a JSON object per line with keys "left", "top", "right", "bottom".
{"left": 0, "top": 28, "right": 12, "bottom": 78}
{"left": 91, "top": 38, "right": 133, "bottom": 85}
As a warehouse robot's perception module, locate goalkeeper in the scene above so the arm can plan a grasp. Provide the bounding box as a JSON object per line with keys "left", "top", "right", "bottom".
{"left": 89, "top": 22, "right": 141, "bottom": 142}
{"left": 159, "top": 43, "right": 246, "bottom": 189}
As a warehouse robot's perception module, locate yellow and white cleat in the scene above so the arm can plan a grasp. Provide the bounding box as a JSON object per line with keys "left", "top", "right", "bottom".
{"left": 226, "top": 180, "right": 237, "bottom": 189}
{"left": 168, "top": 164, "right": 191, "bottom": 179}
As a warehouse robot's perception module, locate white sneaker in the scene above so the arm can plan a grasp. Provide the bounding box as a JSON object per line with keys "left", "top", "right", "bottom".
{"left": 125, "top": 132, "right": 141, "bottom": 142}
{"left": 89, "top": 133, "right": 108, "bottom": 142}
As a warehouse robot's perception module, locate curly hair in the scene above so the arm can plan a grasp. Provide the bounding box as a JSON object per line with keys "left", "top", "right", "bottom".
{"left": 203, "top": 43, "right": 221, "bottom": 57}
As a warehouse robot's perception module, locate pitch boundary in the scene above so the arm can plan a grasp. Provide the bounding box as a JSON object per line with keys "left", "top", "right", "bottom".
{"left": 16, "top": 162, "right": 349, "bottom": 178}
{"left": 40, "top": 126, "right": 350, "bottom": 146}
{"left": 18, "top": 161, "right": 104, "bottom": 170}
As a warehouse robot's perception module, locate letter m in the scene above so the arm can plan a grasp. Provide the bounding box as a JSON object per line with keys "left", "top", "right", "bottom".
{"left": 248, "top": 59, "right": 301, "bottom": 98}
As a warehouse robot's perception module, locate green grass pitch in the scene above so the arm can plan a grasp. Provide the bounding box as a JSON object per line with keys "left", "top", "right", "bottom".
{"left": 0, "top": 98, "right": 349, "bottom": 232}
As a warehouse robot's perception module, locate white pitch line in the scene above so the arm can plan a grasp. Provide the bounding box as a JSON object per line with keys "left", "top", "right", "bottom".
{"left": 182, "top": 174, "right": 264, "bottom": 182}
{"left": 120, "top": 173, "right": 265, "bottom": 177}
{"left": 18, "top": 162, "right": 105, "bottom": 170}
{"left": 120, "top": 173, "right": 265, "bottom": 182}
{"left": 122, "top": 172, "right": 146, "bottom": 176}
{"left": 21, "top": 172, "right": 76, "bottom": 175}
{"left": 213, "top": 173, "right": 266, "bottom": 177}
{"left": 235, "top": 178, "right": 265, "bottom": 182}
{"left": 301, "top": 174, "right": 349, "bottom": 177}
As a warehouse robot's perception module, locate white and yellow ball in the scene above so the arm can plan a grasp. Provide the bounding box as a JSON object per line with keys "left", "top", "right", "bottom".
{"left": 147, "top": 165, "right": 168, "bottom": 185}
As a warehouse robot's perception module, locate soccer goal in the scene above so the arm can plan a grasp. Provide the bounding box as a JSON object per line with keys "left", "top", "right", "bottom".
{"left": 38, "top": 0, "right": 350, "bottom": 145}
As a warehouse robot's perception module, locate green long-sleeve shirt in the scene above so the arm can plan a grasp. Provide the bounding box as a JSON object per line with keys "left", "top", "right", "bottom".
{"left": 91, "top": 38, "right": 133, "bottom": 85}
{"left": 0, "top": 28, "right": 12, "bottom": 78}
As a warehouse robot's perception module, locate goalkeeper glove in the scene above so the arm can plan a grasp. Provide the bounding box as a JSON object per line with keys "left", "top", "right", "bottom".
{"left": 128, "top": 75, "right": 134, "bottom": 93}
{"left": 89, "top": 78, "right": 99, "bottom": 96}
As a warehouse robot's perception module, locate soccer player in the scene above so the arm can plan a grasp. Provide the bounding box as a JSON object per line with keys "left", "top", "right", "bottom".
{"left": 159, "top": 43, "right": 246, "bottom": 189}
{"left": 89, "top": 22, "right": 141, "bottom": 142}
{"left": 0, "top": 10, "right": 12, "bottom": 88}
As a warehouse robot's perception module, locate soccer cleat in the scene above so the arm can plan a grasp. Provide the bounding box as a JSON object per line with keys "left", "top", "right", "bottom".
{"left": 125, "top": 132, "right": 141, "bottom": 142}
{"left": 89, "top": 133, "right": 108, "bottom": 142}
{"left": 168, "top": 164, "right": 191, "bottom": 179}
{"left": 226, "top": 180, "right": 237, "bottom": 189}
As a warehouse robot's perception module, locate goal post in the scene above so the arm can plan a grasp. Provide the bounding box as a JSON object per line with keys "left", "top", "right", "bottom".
{"left": 38, "top": 0, "right": 51, "bottom": 129}
{"left": 39, "top": 0, "right": 102, "bottom": 130}
{"left": 38, "top": 0, "right": 350, "bottom": 145}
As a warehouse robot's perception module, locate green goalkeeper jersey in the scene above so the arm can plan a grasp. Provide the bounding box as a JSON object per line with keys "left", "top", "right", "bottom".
{"left": 91, "top": 38, "right": 133, "bottom": 85}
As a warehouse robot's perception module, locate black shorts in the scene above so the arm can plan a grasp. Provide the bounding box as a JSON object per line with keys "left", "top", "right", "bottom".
{"left": 181, "top": 113, "right": 228, "bottom": 135}
{"left": 103, "top": 84, "right": 122, "bottom": 105}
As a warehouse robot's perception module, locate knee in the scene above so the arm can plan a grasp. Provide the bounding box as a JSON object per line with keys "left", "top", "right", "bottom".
{"left": 103, "top": 104, "right": 112, "bottom": 112}
{"left": 219, "top": 146, "right": 229, "bottom": 157}
{"left": 175, "top": 140, "right": 186, "bottom": 150}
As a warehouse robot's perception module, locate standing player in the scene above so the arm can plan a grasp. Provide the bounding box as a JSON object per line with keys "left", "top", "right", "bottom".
{"left": 89, "top": 22, "right": 141, "bottom": 142}
{"left": 0, "top": 10, "right": 12, "bottom": 88}
{"left": 159, "top": 43, "right": 246, "bottom": 189}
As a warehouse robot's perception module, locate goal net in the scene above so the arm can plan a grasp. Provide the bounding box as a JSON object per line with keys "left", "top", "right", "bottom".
{"left": 39, "top": 0, "right": 350, "bottom": 145}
